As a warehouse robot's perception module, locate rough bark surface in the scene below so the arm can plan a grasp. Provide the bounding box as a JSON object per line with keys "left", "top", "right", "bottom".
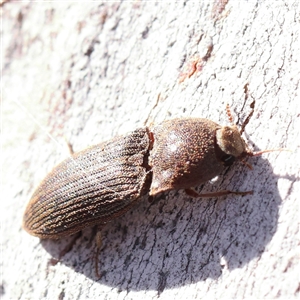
{"left": 2, "top": 1, "right": 299, "bottom": 299}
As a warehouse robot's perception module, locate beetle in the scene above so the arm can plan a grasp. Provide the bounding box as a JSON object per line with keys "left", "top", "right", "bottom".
{"left": 23, "top": 104, "right": 278, "bottom": 240}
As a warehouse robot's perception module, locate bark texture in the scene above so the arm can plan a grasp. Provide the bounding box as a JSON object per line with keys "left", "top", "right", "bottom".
{"left": 2, "top": 1, "right": 299, "bottom": 299}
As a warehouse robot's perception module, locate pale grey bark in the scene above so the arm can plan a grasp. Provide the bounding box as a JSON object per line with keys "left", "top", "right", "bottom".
{"left": 2, "top": 1, "right": 299, "bottom": 299}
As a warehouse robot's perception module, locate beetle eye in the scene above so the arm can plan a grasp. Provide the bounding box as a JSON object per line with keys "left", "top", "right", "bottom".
{"left": 222, "top": 155, "right": 235, "bottom": 166}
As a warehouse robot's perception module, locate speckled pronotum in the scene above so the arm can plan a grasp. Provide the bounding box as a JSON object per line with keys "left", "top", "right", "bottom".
{"left": 23, "top": 105, "right": 282, "bottom": 240}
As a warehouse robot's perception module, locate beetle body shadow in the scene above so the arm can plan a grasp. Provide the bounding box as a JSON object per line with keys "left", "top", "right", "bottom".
{"left": 42, "top": 155, "right": 283, "bottom": 294}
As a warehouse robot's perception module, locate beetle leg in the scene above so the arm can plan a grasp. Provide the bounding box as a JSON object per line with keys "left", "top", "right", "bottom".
{"left": 94, "top": 225, "right": 105, "bottom": 279}
{"left": 185, "top": 188, "right": 253, "bottom": 198}
{"left": 240, "top": 159, "right": 253, "bottom": 170}
{"left": 58, "top": 231, "right": 82, "bottom": 258}
{"left": 95, "top": 228, "right": 103, "bottom": 249}
{"left": 64, "top": 137, "right": 75, "bottom": 155}
{"left": 46, "top": 231, "right": 82, "bottom": 273}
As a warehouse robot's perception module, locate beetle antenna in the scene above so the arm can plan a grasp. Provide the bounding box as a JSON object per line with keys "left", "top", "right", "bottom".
{"left": 249, "top": 148, "right": 292, "bottom": 156}
{"left": 240, "top": 100, "right": 255, "bottom": 135}
{"left": 226, "top": 104, "right": 234, "bottom": 125}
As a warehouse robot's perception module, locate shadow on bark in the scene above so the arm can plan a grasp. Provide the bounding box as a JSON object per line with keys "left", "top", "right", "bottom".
{"left": 41, "top": 155, "right": 288, "bottom": 295}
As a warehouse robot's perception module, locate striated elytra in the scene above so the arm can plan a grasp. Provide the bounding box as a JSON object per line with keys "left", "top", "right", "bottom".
{"left": 23, "top": 108, "right": 262, "bottom": 239}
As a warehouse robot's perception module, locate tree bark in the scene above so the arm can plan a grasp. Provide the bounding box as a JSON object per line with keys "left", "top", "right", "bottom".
{"left": 2, "top": 1, "right": 299, "bottom": 299}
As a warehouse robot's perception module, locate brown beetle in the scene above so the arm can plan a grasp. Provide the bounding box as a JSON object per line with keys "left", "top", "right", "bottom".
{"left": 23, "top": 105, "right": 279, "bottom": 240}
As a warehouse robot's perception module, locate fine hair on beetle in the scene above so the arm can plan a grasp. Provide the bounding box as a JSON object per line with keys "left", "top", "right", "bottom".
{"left": 23, "top": 103, "right": 284, "bottom": 243}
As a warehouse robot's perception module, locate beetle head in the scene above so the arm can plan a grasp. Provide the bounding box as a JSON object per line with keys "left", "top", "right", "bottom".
{"left": 215, "top": 104, "right": 286, "bottom": 169}
{"left": 216, "top": 125, "right": 250, "bottom": 159}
